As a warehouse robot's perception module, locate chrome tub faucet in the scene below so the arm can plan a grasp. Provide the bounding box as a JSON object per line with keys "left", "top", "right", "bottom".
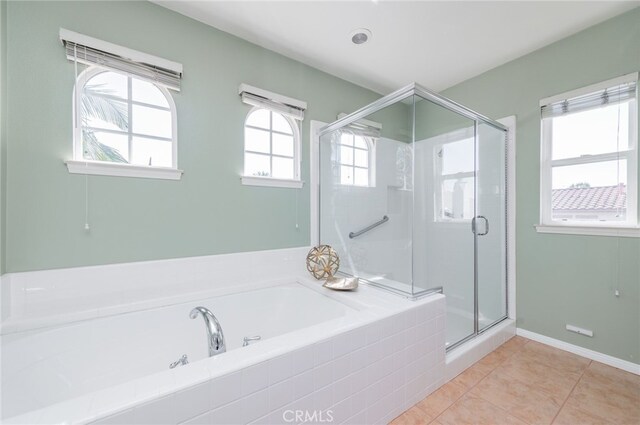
{"left": 190, "top": 306, "right": 226, "bottom": 357}
{"left": 169, "top": 354, "right": 189, "bottom": 369}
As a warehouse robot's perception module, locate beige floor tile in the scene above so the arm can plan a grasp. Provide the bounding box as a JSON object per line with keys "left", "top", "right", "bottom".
{"left": 565, "top": 378, "right": 640, "bottom": 425}
{"left": 582, "top": 361, "right": 640, "bottom": 400}
{"left": 552, "top": 403, "right": 611, "bottom": 425}
{"left": 491, "top": 344, "right": 520, "bottom": 361}
{"left": 475, "top": 349, "right": 512, "bottom": 371}
{"left": 469, "top": 369, "right": 563, "bottom": 425}
{"left": 391, "top": 339, "right": 639, "bottom": 425}
{"left": 436, "top": 394, "right": 529, "bottom": 425}
{"left": 389, "top": 406, "right": 431, "bottom": 425}
{"left": 497, "top": 352, "right": 581, "bottom": 402}
{"left": 519, "top": 341, "right": 591, "bottom": 375}
{"left": 450, "top": 363, "right": 491, "bottom": 390}
{"left": 416, "top": 381, "right": 467, "bottom": 419}
{"left": 510, "top": 335, "right": 530, "bottom": 346}
{"left": 500, "top": 336, "right": 530, "bottom": 354}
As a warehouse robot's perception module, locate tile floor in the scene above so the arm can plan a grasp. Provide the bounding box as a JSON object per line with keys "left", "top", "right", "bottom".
{"left": 391, "top": 336, "right": 640, "bottom": 425}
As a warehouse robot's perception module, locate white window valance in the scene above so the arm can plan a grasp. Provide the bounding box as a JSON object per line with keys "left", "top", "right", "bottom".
{"left": 239, "top": 84, "right": 306, "bottom": 121}
{"left": 59, "top": 28, "right": 183, "bottom": 91}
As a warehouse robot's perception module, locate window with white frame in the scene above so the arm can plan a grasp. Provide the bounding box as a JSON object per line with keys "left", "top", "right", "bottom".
{"left": 434, "top": 130, "right": 475, "bottom": 221}
{"left": 539, "top": 73, "right": 638, "bottom": 231}
{"left": 244, "top": 108, "right": 299, "bottom": 180}
{"left": 338, "top": 132, "right": 374, "bottom": 187}
{"left": 75, "top": 68, "right": 177, "bottom": 168}
{"left": 60, "top": 29, "right": 183, "bottom": 180}
{"left": 239, "top": 84, "right": 305, "bottom": 188}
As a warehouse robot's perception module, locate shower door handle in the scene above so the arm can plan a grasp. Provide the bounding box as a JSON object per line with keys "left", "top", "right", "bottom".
{"left": 472, "top": 216, "right": 489, "bottom": 236}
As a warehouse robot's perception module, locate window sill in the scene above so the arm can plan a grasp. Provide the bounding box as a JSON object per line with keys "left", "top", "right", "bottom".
{"left": 241, "top": 176, "right": 304, "bottom": 189}
{"left": 66, "top": 160, "right": 183, "bottom": 180}
{"left": 535, "top": 224, "right": 640, "bottom": 238}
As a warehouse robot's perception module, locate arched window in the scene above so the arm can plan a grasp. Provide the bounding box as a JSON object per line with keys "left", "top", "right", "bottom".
{"left": 338, "top": 133, "right": 374, "bottom": 187}
{"left": 74, "top": 67, "right": 177, "bottom": 170}
{"left": 243, "top": 108, "right": 300, "bottom": 181}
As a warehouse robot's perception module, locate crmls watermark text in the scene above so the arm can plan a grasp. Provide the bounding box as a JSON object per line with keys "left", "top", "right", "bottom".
{"left": 283, "top": 409, "right": 334, "bottom": 423}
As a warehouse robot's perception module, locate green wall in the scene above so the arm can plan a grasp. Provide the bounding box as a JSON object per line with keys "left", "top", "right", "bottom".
{"left": 443, "top": 8, "right": 640, "bottom": 364}
{"left": 1, "top": 0, "right": 6, "bottom": 275}
{"left": 1, "top": 0, "right": 387, "bottom": 273}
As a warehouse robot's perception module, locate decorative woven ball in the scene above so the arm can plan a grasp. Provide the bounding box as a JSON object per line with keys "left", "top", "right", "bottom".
{"left": 306, "top": 245, "right": 340, "bottom": 280}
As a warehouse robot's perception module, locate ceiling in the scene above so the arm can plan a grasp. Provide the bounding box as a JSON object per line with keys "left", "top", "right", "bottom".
{"left": 152, "top": 1, "right": 639, "bottom": 94}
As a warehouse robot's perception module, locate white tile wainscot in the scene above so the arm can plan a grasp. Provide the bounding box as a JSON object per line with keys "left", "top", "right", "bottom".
{"left": 91, "top": 297, "right": 446, "bottom": 425}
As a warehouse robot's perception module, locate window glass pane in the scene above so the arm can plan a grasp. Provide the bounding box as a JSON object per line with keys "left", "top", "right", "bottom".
{"left": 85, "top": 71, "right": 127, "bottom": 99}
{"left": 272, "top": 113, "right": 293, "bottom": 134}
{"left": 83, "top": 131, "right": 129, "bottom": 162}
{"left": 132, "top": 79, "right": 169, "bottom": 108}
{"left": 441, "top": 137, "right": 474, "bottom": 175}
{"left": 340, "top": 166, "right": 353, "bottom": 185}
{"left": 131, "top": 137, "right": 172, "bottom": 167}
{"left": 552, "top": 160, "right": 627, "bottom": 222}
{"left": 552, "top": 160, "right": 627, "bottom": 189}
{"left": 551, "top": 102, "right": 630, "bottom": 160}
{"left": 246, "top": 109, "right": 270, "bottom": 129}
{"left": 441, "top": 177, "right": 474, "bottom": 220}
{"left": 340, "top": 146, "right": 354, "bottom": 165}
{"left": 83, "top": 97, "right": 128, "bottom": 131}
{"left": 272, "top": 133, "right": 294, "bottom": 157}
{"left": 245, "top": 128, "right": 270, "bottom": 153}
{"left": 132, "top": 105, "right": 172, "bottom": 139}
{"left": 354, "top": 168, "right": 369, "bottom": 186}
{"left": 354, "top": 136, "right": 367, "bottom": 149}
{"left": 354, "top": 149, "right": 368, "bottom": 168}
{"left": 245, "top": 153, "right": 271, "bottom": 177}
{"left": 340, "top": 133, "right": 354, "bottom": 146}
{"left": 272, "top": 157, "right": 294, "bottom": 179}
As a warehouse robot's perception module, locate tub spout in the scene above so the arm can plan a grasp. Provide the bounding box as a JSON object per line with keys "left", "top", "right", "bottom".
{"left": 190, "top": 306, "right": 226, "bottom": 357}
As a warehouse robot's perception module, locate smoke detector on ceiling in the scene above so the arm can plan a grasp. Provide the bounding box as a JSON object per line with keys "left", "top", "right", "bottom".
{"left": 350, "top": 28, "right": 372, "bottom": 45}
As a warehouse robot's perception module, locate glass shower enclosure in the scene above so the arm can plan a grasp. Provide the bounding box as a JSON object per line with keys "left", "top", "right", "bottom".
{"left": 318, "top": 83, "right": 508, "bottom": 349}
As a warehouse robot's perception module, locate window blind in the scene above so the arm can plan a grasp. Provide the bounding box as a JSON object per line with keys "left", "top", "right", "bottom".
{"left": 60, "top": 29, "right": 182, "bottom": 91}
{"left": 239, "top": 84, "right": 306, "bottom": 121}
{"left": 541, "top": 80, "right": 636, "bottom": 119}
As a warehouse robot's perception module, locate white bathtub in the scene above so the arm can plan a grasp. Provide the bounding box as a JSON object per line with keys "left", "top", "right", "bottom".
{"left": 2, "top": 283, "right": 359, "bottom": 419}
{"left": 1, "top": 249, "right": 447, "bottom": 424}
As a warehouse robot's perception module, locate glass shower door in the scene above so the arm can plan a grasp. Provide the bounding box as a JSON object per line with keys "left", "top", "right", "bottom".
{"left": 413, "top": 95, "right": 477, "bottom": 347}
{"left": 475, "top": 123, "right": 508, "bottom": 331}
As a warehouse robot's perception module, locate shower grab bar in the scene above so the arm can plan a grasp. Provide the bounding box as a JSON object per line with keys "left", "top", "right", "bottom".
{"left": 349, "top": 215, "right": 389, "bottom": 239}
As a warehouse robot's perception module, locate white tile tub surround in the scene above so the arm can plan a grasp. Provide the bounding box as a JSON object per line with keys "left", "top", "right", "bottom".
{"left": 1, "top": 247, "right": 310, "bottom": 333}
{"left": 88, "top": 298, "right": 446, "bottom": 425}
{"left": 1, "top": 244, "right": 447, "bottom": 425}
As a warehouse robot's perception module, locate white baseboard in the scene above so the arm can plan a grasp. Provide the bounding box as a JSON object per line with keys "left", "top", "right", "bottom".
{"left": 516, "top": 328, "right": 640, "bottom": 375}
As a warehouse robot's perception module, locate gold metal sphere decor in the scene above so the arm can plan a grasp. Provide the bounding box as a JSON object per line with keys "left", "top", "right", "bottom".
{"left": 306, "top": 245, "right": 340, "bottom": 280}
{"left": 306, "top": 245, "right": 358, "bottom": 291}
